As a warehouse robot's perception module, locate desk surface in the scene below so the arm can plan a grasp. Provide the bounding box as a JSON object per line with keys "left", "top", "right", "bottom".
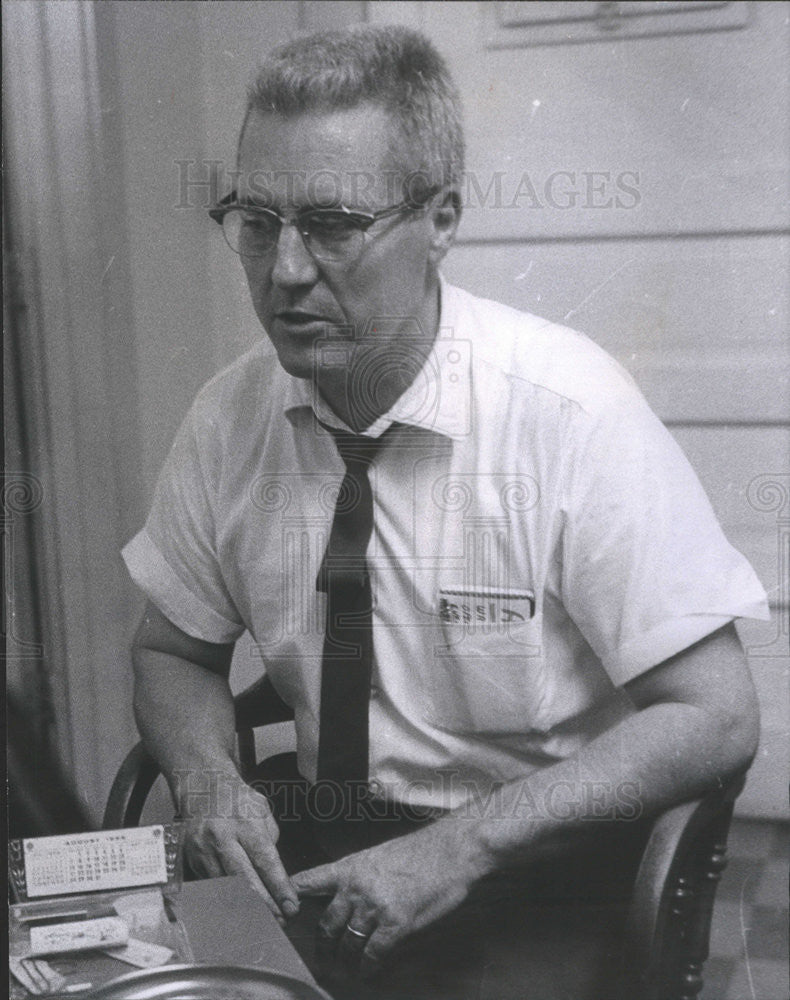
{"left": 176, "top": 871, "right": 632, "bottom": 1000}
{"left": 176, "top": 876, "right": 315, "bottom": 986}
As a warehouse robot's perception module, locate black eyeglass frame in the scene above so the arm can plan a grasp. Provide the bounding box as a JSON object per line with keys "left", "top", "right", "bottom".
{"left": 208, "top": 187, "right": 440, "bottom": 262}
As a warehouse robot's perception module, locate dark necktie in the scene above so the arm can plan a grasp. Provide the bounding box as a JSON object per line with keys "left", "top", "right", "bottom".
{"left": 315, "top": 428, "right": 383, "bottom": 849}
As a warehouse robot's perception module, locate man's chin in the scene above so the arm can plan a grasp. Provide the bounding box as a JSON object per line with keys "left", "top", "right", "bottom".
{"left": 272, "top": 344, "right": 319, "bottom": 382}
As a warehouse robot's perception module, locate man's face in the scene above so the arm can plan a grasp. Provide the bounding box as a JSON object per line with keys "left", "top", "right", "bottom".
{"left": 236, "top": 104, "right": 447, "bottom": 386}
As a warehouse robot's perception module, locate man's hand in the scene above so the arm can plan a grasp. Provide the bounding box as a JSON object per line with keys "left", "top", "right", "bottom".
{"left": 292, "top": 819, "right": 489, "bottom": 979}
{"left": 182, "top": 775, "right": 299, "bottom": 920}
{"left": 131, "top": 602, "right": 299, "bottom": 920}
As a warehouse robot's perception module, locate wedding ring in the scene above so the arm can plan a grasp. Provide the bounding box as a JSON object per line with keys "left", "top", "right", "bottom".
{"left": 345, "top": 923, "right": 370, "bottom": 940}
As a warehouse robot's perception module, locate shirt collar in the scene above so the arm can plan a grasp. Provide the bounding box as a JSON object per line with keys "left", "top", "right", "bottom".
{"left": 283, "top": 276, "right": 470, "bottom": 441}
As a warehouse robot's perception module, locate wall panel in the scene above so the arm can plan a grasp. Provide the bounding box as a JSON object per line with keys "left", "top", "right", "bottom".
{"left": 425, "top": 1, "right": 789, "bottom": 241}
{"left": 444, "top": 234, "right": 789, "bottom": 424}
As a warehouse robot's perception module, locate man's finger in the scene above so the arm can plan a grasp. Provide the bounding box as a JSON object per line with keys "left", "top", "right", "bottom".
{"left": 359, "top": 926, "right": 401, "bottom": 980}
{"left": 186, "top": 844, "right": 223, "bottom": 879}
{"left": 218, "top": 840, "right": 286, "bottom": 916}
{"left": 242, "top": 837, "right": 300, "bottom": 918}
{"left": 339, "top": 913, "right": 376, "bottom": 972}
{"left": 316, "top": 893, "right": 353, "bottom": 939}
{"left": 292, "top": 862, "right": 341, "bottom": 897}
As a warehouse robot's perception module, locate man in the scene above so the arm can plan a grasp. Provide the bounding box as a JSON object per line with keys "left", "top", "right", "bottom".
{"left": 124, "top": 24, "right": 767, "bottom": 992}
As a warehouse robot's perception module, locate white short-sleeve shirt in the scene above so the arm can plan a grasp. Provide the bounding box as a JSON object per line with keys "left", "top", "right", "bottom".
{"left": 123, "top": 280, "right": 769, "bottom": 810}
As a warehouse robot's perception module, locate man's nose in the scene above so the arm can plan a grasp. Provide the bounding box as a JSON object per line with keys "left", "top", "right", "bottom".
{"left": 271, "top": 222, "right": 319, "bottom": 288}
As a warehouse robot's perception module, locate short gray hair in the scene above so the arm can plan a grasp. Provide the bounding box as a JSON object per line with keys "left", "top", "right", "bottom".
{"left": 243, "top": 24, "right": 465, "bottom": 193}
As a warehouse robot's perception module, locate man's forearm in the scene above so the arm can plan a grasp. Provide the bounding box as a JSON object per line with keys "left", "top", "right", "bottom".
{"left": 458, "top": 697, "right": 750, "bottom": 875}
{"left": 132, "top": 649, "right": 241, "bottom": 806}
{"left": 453, "top": 626, "right": 759, "bottom": 875}
{"left": 132, "top": 640, "right": 300, "bottom": 916}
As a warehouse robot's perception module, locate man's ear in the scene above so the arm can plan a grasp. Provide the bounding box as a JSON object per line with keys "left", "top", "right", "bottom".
{"left": 428, "top": 188, "right": 461, "bottom": 265}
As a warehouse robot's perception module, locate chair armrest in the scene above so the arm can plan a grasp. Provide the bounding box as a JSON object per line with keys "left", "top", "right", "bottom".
{"left": 102, "top": 743, "right": 161, "bottom": 829}
{"left": 623, "top": 773, "right": 745, "bottom": 1000}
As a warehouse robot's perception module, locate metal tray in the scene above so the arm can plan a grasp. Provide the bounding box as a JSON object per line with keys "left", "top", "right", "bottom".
{"left": 79, "top": 964, "right": 334, "bottom": 1000}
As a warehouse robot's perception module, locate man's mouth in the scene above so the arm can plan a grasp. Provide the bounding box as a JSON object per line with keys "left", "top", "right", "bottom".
{"left": 275, "top": 310, "right": 332, "bottom": 326}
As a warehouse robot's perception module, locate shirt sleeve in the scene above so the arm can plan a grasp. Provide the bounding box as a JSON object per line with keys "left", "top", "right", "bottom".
{"left": 559, "top": 388, "right": 769, "bottom": 687}
{"left": 122, "top": 404, "right": 246, "bottom": 644}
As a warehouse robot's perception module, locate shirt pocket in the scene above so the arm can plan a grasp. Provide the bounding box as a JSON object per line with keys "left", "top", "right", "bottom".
{"left": 425, "top": 588, "right": 551, "bottom": 735}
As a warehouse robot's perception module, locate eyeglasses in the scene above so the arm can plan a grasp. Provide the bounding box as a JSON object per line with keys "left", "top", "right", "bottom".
{"left": 209, "top": 189, "right": 438, "bottom": 264}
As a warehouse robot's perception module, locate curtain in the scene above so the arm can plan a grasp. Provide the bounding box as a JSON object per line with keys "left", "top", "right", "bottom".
{"left": 3, "top": 0, "right": 142, "bottom": 826}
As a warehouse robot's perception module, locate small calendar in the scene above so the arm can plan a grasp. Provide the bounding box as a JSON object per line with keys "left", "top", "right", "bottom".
{"left": 22, "top": 827, "right": 168, "bottom": 898}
